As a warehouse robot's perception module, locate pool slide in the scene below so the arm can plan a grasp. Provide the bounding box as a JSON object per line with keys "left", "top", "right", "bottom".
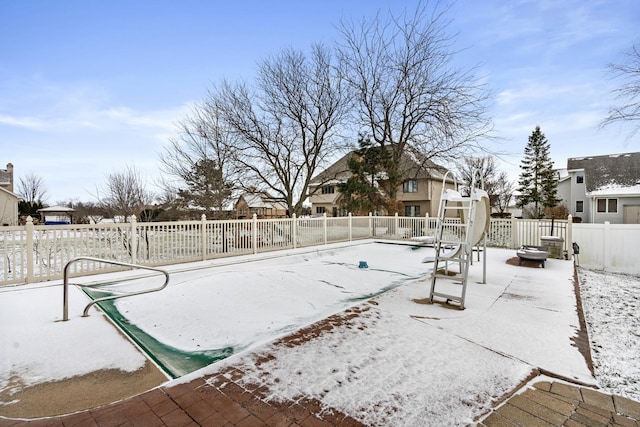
{"left": 421, "top": 188, "right": 491, "bottom": 263}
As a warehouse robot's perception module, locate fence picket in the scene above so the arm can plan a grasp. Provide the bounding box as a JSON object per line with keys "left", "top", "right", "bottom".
{"left": 1, "top": 214, "right": 636, "bottom": 285}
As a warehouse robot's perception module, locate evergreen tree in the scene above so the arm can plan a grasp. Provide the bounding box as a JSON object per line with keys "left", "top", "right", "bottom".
{"left": 338, "top": 134, "right": 390, "bottom": 215}
{"left": 517, "top": 126, "right": 559, "bottom": 218}
{"left": 177, "top": 158, "right": 234, "bottom": 219}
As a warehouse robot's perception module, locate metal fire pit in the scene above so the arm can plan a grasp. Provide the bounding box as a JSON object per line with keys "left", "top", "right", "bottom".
{"left": 516, "top": 245, "right": 550, "bottom": 268}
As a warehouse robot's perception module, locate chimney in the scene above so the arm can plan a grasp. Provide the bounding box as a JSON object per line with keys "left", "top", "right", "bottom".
{"left": 6, "top": 163, "right": 14, "bottom": 193}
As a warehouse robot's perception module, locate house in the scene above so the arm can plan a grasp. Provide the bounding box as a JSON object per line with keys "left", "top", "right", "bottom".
{"left": 308, "top": 147, "right": 456, "bottom": 217}
{"left": 234, "top": 192, "right": 288, "bottom": 219}
{"left": 0, "top": 163, "right": 20, "bottom": 226}
{"left": 557, "top": 152, "right": 640, "bottom": 224}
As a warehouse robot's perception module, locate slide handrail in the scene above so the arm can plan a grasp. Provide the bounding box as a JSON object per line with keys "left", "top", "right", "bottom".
{"left": 62, "top": 256, "right": 170, "bottom": 321}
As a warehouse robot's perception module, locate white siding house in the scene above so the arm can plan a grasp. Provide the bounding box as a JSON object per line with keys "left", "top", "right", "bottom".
{"left": 557, "top": 152, "right": 640, "bottom": 224}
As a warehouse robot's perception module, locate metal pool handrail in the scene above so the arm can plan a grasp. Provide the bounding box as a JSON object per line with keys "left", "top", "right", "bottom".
{"left": 62, "top": 256, "right": 170, "bottom": 321}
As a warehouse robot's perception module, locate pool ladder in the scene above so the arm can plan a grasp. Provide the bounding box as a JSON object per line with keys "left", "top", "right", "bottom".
{"left": 62, "top": 256, "right": 170, "bottom": 321}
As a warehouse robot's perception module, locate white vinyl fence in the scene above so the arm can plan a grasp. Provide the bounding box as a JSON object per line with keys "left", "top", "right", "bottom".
{"left": 3, "top": 213, "right": 633, "bottom": 286}
{"left": 572, "top": 222, "right": 640, "bottom": 274}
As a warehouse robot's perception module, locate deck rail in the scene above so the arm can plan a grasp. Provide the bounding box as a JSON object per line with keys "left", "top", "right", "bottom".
{"left": 62, "top": 256, "right": 170, "bottom": 321}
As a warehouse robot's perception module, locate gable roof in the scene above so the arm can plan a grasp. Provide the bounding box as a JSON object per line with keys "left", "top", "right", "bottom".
{"left": 310, "top": 146, "right": 452, "bottom": 185}
{"left": 238, "top": 192, "right": 287, "bottom": 210}
{"left": 567, "top": 152, "right": 640, "bottom": 195}
{"left": 0, "top": 186, "right": 20, "bottom": 200}
{"left": 309, "top": 152, "right": 354, "bottom": 185}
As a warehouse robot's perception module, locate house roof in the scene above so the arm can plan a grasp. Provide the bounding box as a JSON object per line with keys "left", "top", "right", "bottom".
{"left": 309, "top": 152, "right": 355, "bottom": 185}
{"left": 567, "top": 152, "right": 640, "bottom": 195}
{"left": 239, "top": 192, "right": 287, "bottom": 210}
{"left": 37, "top": 205, "right": 76, "bottom": 213}
{"left": 310, "top": 146, "right": 452, "bottom": 185}
{"left": 0, "top": 186, "right": 20, "bottom": 200}
{"left": 555, "top": 168, "right": 570, "bottom": 182}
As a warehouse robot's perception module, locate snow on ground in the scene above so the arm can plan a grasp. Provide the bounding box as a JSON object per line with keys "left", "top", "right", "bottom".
{"left": 0, "top": 283, "right": 146, "bottom": 392}
{"left": 205, "top": 246, "right": 592, "bottom": 426}
{"left": 106, "top": 242, "right": 426, "bottom": 353}
{"left": 1, "top": 240, "right": 638, "bottom": 424}
{"left": 578, "top": 268, "right": 640, "bottom": 401}
{"left": 0, "top": 242, "right": 425, "bottom": 400}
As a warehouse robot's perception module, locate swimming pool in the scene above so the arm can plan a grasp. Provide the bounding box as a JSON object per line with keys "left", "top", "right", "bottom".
{"left": 82, "top": 241, "right": 429, "bottom": 378}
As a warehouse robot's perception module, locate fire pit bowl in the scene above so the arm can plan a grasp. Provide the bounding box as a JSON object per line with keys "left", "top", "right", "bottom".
{"left": 516, "top": 245, "right": 550, "bottom": 268}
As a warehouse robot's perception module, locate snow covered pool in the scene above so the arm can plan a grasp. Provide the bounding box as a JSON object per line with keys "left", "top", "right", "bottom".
{"left": 81, "top": 241, "right": 429, "bottom": 377}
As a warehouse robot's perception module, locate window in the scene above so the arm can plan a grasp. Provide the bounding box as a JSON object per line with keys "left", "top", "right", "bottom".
{"left": 405, "top": 205, "right": 420, "bottom": 217}
{"left": 596, "top": 198, "right": 618, "bottom": 213}
{"left": 316, "top": 206, "right": 326, "bottom": 214}
{"left": 575, "top": 201, "right": 583, "bottom": 213}
{"left": 321, "top": 186, "right": 335, "bottom": 194}
{"left": 403, "top": 180, "right": 418, "bottom": 193}
{"left": 576, "top": 174, "right": 584, "bottom": 184}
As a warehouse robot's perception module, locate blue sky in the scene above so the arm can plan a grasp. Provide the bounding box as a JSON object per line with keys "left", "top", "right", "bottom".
{"left": 2, "top": 0, "right": 639, "bottom": 204}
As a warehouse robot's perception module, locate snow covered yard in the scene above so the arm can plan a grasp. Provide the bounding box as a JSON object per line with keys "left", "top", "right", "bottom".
{"left": 0, "top": 240, "right": 638, "bottom": 424}
{"left": 177, "top": 246, "right": 594, "bottom": 425}
{"left": 578, "top": 268, "right": 640, "bottom": 401}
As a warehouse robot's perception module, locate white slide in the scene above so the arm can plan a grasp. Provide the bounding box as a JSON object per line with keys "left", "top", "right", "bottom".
{"left": 421, "top": 188, "right": 490, "bottom": 263}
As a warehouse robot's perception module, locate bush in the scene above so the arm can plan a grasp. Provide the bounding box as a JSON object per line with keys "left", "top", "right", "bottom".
{"left": 544, "top": 203, "right": 569, "bottom": 219}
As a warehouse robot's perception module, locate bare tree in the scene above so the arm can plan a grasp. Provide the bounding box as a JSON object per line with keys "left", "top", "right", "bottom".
{"left": 160, "top": 103, "right": 237, "bottom": 218}
{"left": 456, "top": 156, "right": 515, "bottom": 215}
{"left": 492, "top": 171, "right": 515, "bottom": 217}
{"left": 98, "top": 165, "right": 154, "bottom": 221}
{"left": 456, "top": 156, "right": 499, "bottom": 195}
{"left": 213, "top": 44, "right": 347, "bottom": 215}
{"left": 17, "top": 172, "right": 48, "bottom": 205}
{"left": 601, "top": 45, "right": 640, "bottom": 140}
{"left": 59, "top": 199, "right": 108, "bottom": 224}
{"left": 336, "top": 1, "right": 493, "bottom": 201}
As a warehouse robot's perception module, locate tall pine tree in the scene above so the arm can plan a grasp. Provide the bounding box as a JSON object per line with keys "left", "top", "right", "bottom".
{"left": 517, "top": 126, "right": 559, "bottom": 218}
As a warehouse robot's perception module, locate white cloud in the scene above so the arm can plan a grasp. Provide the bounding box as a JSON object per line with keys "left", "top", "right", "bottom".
{"left": 0, "top": 114, "right": 46, "bottom": 129}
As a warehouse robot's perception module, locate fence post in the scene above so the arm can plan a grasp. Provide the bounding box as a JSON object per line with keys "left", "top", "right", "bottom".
{"left": 130, "top": 215, "right": 138, "bottom": 264}
{"left": 348, "top": 213, "right": 353, "bottom": 241}
{"left": 369, "top": 212, "right": 374, "bottom": 237}
{"left": 510, "top": 216, "right": 517, "bottom": 249}
{"left": 26, "top": 216, "right": 34, "bottom": 283}
{"left": 566, "top": 215, "right": 573, "bottom": 261}
{"left": 292, "top": 213, "right": 297, "bottom": 249}
{"left": 323, "top": 213, "right": 328, "bottom": 244}
{"left": 201, "top": 214, "right": 207, "bottom": 261}
{"left": 394, "top": 212, "right": 399, "bottom": 238}
{"left": 424, "top": 213, "right": 429, "bottom": 237}
{"left": 252, "top": 214, "right": 258, "bottom": 254}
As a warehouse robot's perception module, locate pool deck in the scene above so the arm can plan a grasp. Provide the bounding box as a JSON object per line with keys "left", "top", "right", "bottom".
{"left": 1, "top": 308, "right": 638, "bottom": 427}
{"left": 2, "top": 377, "right": 638, "bottom": 427}
{"left": 1, "top": 247, "right": 640, "bottom": 426}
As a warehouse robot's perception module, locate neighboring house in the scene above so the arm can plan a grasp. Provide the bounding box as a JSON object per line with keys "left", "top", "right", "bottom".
{"left": 0, "top": 163, "right": 20, "bottom": 226}
{"left": 557, "top": 152, "right": 640, "bottom": 224}
{"left": 234, "top": 192, "right": 288, "bottom": 219}
{"left": 308, "top": 148, "right": 456, "bottom": 217}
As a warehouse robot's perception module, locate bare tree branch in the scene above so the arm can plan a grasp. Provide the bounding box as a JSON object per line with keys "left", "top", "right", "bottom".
{"left": 17, "top": 173, "right": 48, "bottom": 205}
{"left": 336, "top": 1, "right": 494, "bottom": 199}
{"left": 601, "top": 45, "right": 640, "bottom": 141}
{"left": 213, "top": 44, "right": 347, "bottom": 215}
{"left": 97, "top": 165, "right": 154, "bottom": 221}
{"left": 160, "top": 101, "right": 237, "bottom": 217}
